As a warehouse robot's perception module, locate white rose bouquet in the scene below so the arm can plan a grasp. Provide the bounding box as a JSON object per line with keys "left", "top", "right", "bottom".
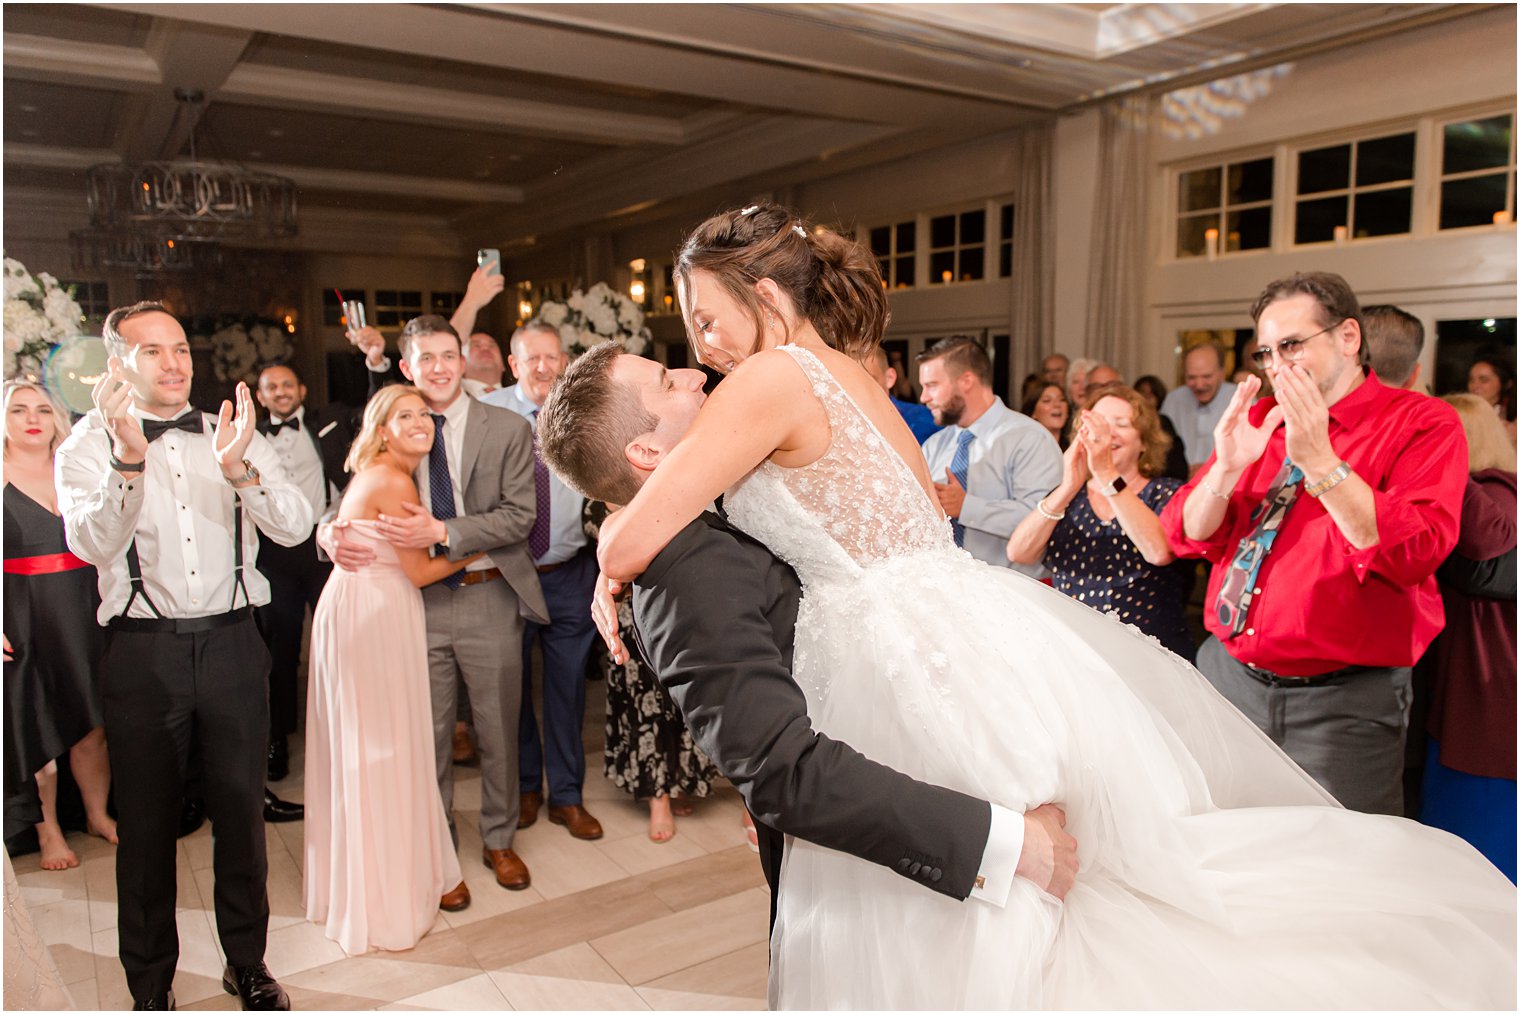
{"left": 534, "top": 282, "right": 651, "bottom": 358}
{"left": 202, "top": 316, "right": 294, "bottom": 385}
{"left": 3, "top": 256, "right": 84, "bottom": 378}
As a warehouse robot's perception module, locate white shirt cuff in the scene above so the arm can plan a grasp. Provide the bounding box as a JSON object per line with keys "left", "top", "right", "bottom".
{"left": 366, "top": 356, "right": 392, "bottom": 373}
{"left": 969, "top": 803, "right": 1023, "bottom": 908}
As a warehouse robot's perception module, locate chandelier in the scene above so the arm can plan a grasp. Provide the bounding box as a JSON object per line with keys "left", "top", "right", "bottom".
{"left": 71, "top": 89, "right": 297, "bottom": 273}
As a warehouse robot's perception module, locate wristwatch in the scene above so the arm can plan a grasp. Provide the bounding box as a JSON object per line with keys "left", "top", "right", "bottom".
{"left": 1097, "top": 475, "right": 1128, "bottom": 497}
{"left": 225, "top": 459, "right": 260, "bottom": 486}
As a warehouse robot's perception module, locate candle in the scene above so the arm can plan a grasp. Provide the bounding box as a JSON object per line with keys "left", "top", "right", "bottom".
{"left": 1204, "top": 228, "right": 1219, "bottom": 260}
{"left": 1333, "top": 225, "right": 1347, "bottom": 244}
{"left": 1494, "top": 210, "right": 1512, "bottom": 226}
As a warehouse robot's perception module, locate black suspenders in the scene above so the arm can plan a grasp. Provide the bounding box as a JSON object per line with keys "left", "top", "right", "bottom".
{"left": 119, "top": 420, "right": 249, "bottom": 620}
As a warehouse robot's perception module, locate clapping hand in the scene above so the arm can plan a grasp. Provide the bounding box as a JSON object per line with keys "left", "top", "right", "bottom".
{"left": 1054, "top": 434, "right": 1090, "bottom": 501}
{"left": 212, "top": 382, "right": 258, "bottom": 479}
{"left": 90, "top": 358, "right": 147, "bottom": 463}
{"left": 1077, "top": 410, "right": 1115, "bottom": 478}
{"left": 1272, "top": 364, "right": 1337, "bottom": 479}
{"left": 590, "top": 571, "right": 629, "bottom": 665}
{"left": 1211, "top": 375, "right": 1284, "bottom": 474}
{"left": 347, "top": 326, "right": 387, "bottom": 369}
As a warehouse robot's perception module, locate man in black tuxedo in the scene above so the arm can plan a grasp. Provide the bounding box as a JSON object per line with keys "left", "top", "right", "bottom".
{"left": 537, "top": 342, "right": 1078, "bottom": 932}
{"left": 253, "top": 363, "right": 355, "bottom": 787}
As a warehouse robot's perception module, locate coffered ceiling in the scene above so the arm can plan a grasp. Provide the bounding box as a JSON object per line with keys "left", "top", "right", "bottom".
{"left": 2, "top": 2, "right": 1491, "bottom": 252}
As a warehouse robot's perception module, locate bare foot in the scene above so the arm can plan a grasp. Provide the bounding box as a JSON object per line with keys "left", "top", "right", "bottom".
{"left": 37, "top": 827, "right": 79, "bottom": 871}
{"left": 670, "top": 793, "right": 694, "bottom": 817}
{"left": 87, "top": 814, "right": 119, "bottom": 845}
{"left": 648, "top": 795, "right": 676, "bottom": 844}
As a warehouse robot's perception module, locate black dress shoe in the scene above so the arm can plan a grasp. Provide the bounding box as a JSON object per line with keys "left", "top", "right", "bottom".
{"left": 133, "top": 990, "right": 175, "bottom": 1010}
{"left": 177, "top": 799, "right": 205, "bottom": 839}
{"left": 222, "top": 962, "right": 290, "bottom": 1011}
{"left": 262, "top": 789, "right": 304, "bottom": 823}
{"left": 267, "top": 737, "right": 290, "bottom": 782}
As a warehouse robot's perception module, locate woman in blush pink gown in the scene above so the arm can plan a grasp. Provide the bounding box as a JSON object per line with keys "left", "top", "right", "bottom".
{"left": 304, "top": 385, "right": 479, "bottom": 954}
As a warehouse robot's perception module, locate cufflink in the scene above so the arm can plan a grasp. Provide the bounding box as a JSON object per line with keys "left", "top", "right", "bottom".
{"left": 975, "top": 875, "right": 986, "bottom": 889}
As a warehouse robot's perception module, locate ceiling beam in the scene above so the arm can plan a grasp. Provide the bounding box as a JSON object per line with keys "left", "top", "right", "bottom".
{"left": 115, "top": 19, "right": 254, "bottom": 161}
{"left": 3, "top": 32, "right": 161, "bottom": 89}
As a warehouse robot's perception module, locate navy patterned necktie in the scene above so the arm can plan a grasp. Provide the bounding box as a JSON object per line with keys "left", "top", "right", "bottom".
{"left": 528, "top": 410, "right": 551, "bottom": 560}
{"left": 950, "top": 429, "right": 975, "bottom": 547}
{"left": 428, "top": 413, "right": 463, "bottom": 589}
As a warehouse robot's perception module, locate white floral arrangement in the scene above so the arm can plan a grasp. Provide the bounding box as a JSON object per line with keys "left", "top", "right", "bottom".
{"left": 205, "top": 318, "right": 293, "bottom": 384}
{"left": 535, "top": 282, "right": 651, "bottom": 358}
{"left": 4, "top": 256, "right": 84, "bottom": 379}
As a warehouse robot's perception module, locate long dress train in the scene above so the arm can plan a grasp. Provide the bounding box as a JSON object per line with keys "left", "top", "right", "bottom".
{"left": 304, "top": 521, "right": 460, "bottom": 954}
{"left": 726, "top": 345, "right": 1515, "bottom": 1010}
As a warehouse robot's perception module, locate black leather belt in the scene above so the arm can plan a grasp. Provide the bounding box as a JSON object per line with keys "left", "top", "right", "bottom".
{"left": 1243, "top": 663, "right": 1359, "bottom": 688}
{"left": 109, "top": 606, "right": 253, "bottom": 634}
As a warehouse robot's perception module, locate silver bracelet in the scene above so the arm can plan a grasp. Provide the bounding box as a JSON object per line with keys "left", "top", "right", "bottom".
{"left": 1036, "top": 497, "right": 1066, "bottom": 522}
{"left": 1305, "top": 461, "right": 1352, "bottom": 498}
{"left": 1199, "top": 477, "right": 1232, "bottom": 501}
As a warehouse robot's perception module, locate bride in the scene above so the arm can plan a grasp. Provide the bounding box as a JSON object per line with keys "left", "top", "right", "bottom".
{"left": 592, "top": 203, "right": 1515, "bottom": 1009}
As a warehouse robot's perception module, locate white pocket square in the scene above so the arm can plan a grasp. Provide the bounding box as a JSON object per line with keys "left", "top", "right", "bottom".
{"left": 318, "top": 421, "right": 337, "bottom": 438}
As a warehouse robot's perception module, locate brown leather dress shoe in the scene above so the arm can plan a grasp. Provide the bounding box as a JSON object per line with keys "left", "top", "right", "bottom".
{"left": 439, "top": 881, "right": 471, "bottom": 911}
{"left": 482, "top": 847, "right": 531, "bottom": 890}
{"left": 548, "top": 803, "right": 604, "bottom": 840}
{"left": 518, "top": 790, "right": 542, "bottom": 829}
{"left": 452, "top": 725, "right": 478, "bottom": 766}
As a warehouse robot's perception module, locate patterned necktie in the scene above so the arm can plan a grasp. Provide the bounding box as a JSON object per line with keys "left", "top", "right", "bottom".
{"left": 528, "top": 409, "right": 551, "bottom": 560}
{"left": 1215, "top": 454, "right": 1303, "bottom": 638}
{"left": 428, "top": 413, "right": 463, "bottom": 589}
{"left": 949, "top": 429, "right": 975, "bottom": 547}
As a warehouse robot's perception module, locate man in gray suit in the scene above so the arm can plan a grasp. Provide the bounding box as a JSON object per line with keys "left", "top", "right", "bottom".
{"left": 537, "top": 343, "right": 1078, "bottom": 945}
{"left": 330, "top": 315, "right": 547, "bottom": 906}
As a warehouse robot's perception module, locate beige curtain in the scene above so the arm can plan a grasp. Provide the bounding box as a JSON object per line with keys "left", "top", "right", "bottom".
{"left": 1008, "top": 119, "right": 1056, "bottom": 387}
{"left": 1085, "top": 96, "right": 1154, "bottom": 378}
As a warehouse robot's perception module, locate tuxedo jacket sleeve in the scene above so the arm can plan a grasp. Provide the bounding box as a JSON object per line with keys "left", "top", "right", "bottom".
{"left": 632, "top": 513, "right": 992, "bottom": 901}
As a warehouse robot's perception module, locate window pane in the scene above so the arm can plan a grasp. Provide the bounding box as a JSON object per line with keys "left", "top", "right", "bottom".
{"left": 930, "top": 215, "right": 955, "bottom": 249}
{"left": 896, "top": 221, "right": 916, "bottom": 253}
{"left": 894, "top": 256, "right": 914, "bottom": 287}
{"left": 1356, "top": 133, "right": 1415, "bottom": 187}
{"left": 999, "top": 243, "right": 1012, "bottom": 278}
{"left": 1176, "top": 213, "right": 1216, "bottom": 257}
{"left": 1000, "top": 203, "right": 1014, "bottom": 239}
{"left": 1226, "top": 206, "right": 1271, "bottom": 251}
{"left": 1298, "top": 145, "right": 1350, "bottom": 195}
{"left": 1353, "top": 187, "right": 1412, "bottom": 237}
{"left": 929, "top": 250, "right": 955, "bottom": 284}
{"left": 1440, "top": 174, "right": 1509, "bottom": 229}
{"left": 1178, "top": 167, "right": 1221, "bottom": 212}
{"left": 959, "top": 209, "right": 986, "bottom": 246}
{"left": 869, "top": 226, "right": 891, "bottom": 256}
{"left": 1227, "top": 158, "right": 1273, "bottom": 205}
{"left": 1444, "top": 115, "right": 1513, "bottom": 174}
{"left": 959, "top": 247, "right": 984, "bottom": 281}
{"left": 1295, "top": 195, "right": 1347, "bottom": 244}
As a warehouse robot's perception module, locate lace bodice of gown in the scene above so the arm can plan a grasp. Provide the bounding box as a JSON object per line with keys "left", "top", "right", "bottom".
{"left": 723, "top": 345, "right": 952, "bottom": 584}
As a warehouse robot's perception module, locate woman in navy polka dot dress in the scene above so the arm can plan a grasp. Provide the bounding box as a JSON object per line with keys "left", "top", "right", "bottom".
{"left": 1009, "top": 384, "right": 1195, "bottom": 661}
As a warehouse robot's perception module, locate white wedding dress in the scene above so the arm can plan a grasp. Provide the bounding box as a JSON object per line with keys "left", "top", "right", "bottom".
{"left": 724, "top": 345, "right": 1516, "bottom": 1010}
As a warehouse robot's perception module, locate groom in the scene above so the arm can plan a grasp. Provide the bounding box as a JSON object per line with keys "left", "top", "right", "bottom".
{"left": 537, "top": 342, "right": 1078, "bottom": 925}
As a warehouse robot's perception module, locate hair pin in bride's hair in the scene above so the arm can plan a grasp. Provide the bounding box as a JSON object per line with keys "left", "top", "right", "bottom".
{"left": 792, "top": 224, "right": 807, "bottom": 238}
{"left": 739, "top": 205, "right": 760, "bottom": 216}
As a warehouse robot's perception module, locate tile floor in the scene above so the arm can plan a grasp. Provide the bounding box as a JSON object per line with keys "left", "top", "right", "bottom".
{"left": 9, "top": 676, "right": 770, "bottom": 1010}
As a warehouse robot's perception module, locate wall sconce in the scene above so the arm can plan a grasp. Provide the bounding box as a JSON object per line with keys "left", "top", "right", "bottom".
{"left": 282, "top": 312, "right": 296, "bottom": 335}
{"left": 628, "top": 257, "right": 649, "bottom": 305}
{"left": 1204, "top": 227, "right": 1219, "bottom": 260}
{"left": 629, "top": 279, "right": 646, "bottom": 303}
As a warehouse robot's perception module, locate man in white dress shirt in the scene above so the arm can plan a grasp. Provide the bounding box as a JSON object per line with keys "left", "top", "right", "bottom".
{"left": 481, "top": 320, "right": 603, "bottom": 840}
{"left": 56, "top": 302, "right": 310, "bottom": 1011}
{"left": 1160, "top": 343, "right": 1237, "bottom": 475}
{"left": 918, "top": 336, "right": 1063, "bottom": 579}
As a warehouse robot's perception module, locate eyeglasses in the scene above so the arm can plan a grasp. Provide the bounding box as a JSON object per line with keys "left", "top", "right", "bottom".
{"left": 1249, "top": 321, "right": 1342, "bottom": 370}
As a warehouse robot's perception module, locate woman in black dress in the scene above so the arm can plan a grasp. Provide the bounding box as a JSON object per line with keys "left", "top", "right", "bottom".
{"left": 583, "top": 501, "right": 717, "bottom": 842}
{"left": 1007, "top": 384, "right": 1196, "bottom": 661}
{"left": 3, "top": 379, "right": 114, "bottom": 869}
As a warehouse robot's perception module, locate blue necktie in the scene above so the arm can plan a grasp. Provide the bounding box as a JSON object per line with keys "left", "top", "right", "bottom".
{"left": 950, "top": 429, "right": 974, "bottom": 547}
{"left": 428, "top": 413, "right": 463, "bottom": 590}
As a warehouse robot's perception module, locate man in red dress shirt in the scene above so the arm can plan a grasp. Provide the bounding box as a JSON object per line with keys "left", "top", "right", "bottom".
{"left": 1161, "top": 272, "right": 1467, "bottom": 815}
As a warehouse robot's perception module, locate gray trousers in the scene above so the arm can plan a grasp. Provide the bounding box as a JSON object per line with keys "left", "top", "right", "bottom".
{"left": 1197, "top": 636, "right": 1413, "bottom": 815}
{"left": 423, "top": 579, "right": 525, "bottom": 851}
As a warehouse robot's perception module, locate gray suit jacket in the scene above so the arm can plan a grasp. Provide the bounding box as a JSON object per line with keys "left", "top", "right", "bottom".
{"left": 442, "top": 399, "right": 549, "bottom": 624}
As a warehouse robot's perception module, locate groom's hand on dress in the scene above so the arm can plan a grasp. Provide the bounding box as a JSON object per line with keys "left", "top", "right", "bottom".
{"left": 1017, "top": 803, "right": 1079, "bottom": 901}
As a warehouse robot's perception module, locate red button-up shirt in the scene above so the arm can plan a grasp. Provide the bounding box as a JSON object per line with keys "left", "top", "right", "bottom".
{"left": 1161, "top": 373, "right": 1467, "bottom": 676}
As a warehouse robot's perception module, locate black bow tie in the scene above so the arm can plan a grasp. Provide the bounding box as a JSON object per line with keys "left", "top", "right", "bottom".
{"left": 267, "top": 417, "right": 301, "bottom": 436}
{"left": 143, "top": 414, "right": 204, "bottom": 443}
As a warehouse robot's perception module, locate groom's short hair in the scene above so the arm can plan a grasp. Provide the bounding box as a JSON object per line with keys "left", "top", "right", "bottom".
{"left": 538, "top": 341, "right": 658, "bottom": 506}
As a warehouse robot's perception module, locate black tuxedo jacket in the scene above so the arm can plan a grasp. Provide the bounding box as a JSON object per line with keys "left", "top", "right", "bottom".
{"left": 632, "top": 512, "right": 992, "bottom": 928}
{"left": 256, "top": 402, "right": 357, "bottom": 506}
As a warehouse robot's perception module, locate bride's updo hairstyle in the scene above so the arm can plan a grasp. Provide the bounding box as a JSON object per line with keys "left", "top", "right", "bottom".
{"left": 675, "top": 202, "right": 890, "bottom": 361}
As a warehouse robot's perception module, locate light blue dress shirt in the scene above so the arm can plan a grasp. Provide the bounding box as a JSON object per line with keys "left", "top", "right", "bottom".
{"left": 480, "top": 383, "right": 588, "bottom": 566}
{"left": 1160, "top": 381, "right": 1237, "bottom": 467}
